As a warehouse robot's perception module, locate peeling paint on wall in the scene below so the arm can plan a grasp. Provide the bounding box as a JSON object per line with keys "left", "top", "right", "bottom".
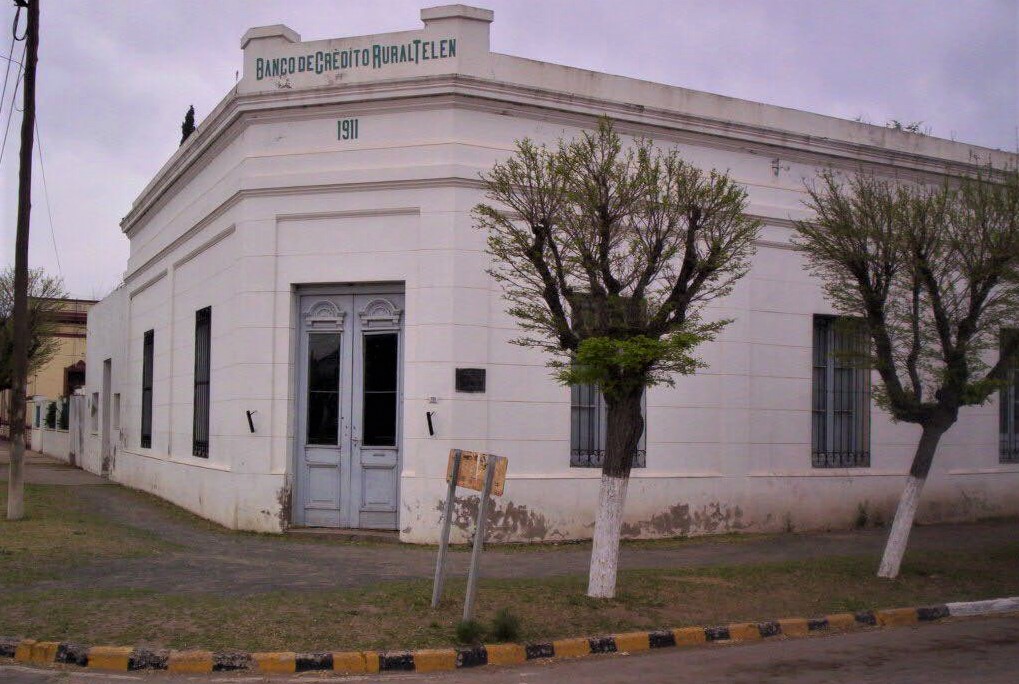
{"left": 437, "top": 496, "right": 567, "bottom": 542}
{"left": 276, "top": 479, "right": 293, "bottom": 531}
{"left": 620, "top": 502, "right": 749, "bottom": 538}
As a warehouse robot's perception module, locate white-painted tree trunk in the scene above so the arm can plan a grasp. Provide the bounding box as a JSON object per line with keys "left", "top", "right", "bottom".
{"left": 877, "top": 473, "right": 925, "bottom": 579}
{"left": 587, "top": 474, "right": 629, "bottom": 598}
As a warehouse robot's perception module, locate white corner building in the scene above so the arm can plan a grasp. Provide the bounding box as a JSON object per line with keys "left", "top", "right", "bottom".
{"left": 83, "top": 5, "right": 1019, "bottom": 541}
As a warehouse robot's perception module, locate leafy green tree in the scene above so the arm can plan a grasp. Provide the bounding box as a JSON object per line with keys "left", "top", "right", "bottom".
{"left": 793, "top": 166, "right": 1019, "bottom": 578}
{"left": 475, "top": 120, "right": 761, "bottom": 598}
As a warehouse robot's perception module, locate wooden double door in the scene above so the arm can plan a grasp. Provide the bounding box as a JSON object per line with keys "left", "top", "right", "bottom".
{"left": 294, "top": 288, "right": 403, "bottom": 529}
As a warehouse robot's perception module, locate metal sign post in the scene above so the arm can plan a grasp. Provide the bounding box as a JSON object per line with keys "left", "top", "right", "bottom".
{"left": 431, "top": 449, "right": 507, "bottom": 620}
{"left": 431, "top": 449, "right": 462, "bottom": 608}
{"left": 462, "top": 458, "right": 496, "bottom": 621}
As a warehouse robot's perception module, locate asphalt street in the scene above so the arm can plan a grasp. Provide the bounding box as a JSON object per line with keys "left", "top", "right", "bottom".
{"left": 1, "top": 615, "right": 1016, "bottom": 683}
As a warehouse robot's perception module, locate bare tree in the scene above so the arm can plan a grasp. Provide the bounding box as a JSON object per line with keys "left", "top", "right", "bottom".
{"left": 474, "top": 120, "right": 761, "bottom": 598}
{"left": 793, "top": 165, "right": 1019, "bottom": 578}
{"left": 0, "top": 266, "right": 67, "bottom": 391}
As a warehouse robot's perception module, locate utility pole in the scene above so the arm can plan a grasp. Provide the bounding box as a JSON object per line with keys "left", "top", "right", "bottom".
{"left": 7, "top": 0, "right": 39, "bottom": 521}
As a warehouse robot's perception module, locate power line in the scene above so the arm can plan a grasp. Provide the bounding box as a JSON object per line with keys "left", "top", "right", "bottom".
{"left": 0, "top": 41, "right": 25, "bottom": 168}
{"left": 0, "top": 17, "right": 16, "bottom": 117}
{"left": 0, "top": 6, "right": 18, "bottom": 165}
{"left": 34, "top": 119, "right": 62, "bottom": 278}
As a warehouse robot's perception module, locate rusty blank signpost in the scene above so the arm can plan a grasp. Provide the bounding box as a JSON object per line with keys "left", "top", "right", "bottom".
{"left": 431, "top": 449, "right": 508, "bottom": 621}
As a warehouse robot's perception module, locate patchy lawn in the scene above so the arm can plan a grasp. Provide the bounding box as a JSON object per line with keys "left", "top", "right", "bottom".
{"left": 0, "top": 543, "right": 1016, "bottom": 652}
{"left": 0, "top": 483, "right": 170, "bottom": 584}
{"left": 2, "top": 479, "right": 1016, "bottom": 653}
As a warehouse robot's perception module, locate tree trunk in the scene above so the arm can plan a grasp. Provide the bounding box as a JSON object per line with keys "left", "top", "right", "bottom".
{"left": 877, "top": 422, "right": 948, "bottom": 579}
{"left": 6, "top": 0, "right": 39, "bottom": 521}
{"left": 587, "top": 387, "right": 644, "bottom": 599}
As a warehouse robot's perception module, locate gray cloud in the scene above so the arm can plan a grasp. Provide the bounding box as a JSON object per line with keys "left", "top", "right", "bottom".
{"left": 0, "top": 0, "right": 1015, "bottom": 296}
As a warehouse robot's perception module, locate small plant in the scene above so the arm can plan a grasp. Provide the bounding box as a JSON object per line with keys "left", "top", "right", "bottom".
{"left": 855, "top": 502, "right": 870, "bottom": 529}
{"left": 886, "top": 119, "right": 930, "bottom": 135}
{"left": 454, "top": 619, "right": 486, "bottom": 645}
{"left": 180, "top": 104, "right": 196, "bottom": 144}
{"left": 58, "top": 397, "right": 69, "bottom": 430}
{"left": 489, "top": 607, "right": 521, "bottom": 643}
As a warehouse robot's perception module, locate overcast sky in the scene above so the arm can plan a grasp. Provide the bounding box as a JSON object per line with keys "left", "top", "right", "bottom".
{"left": 0, "top": 0, "right": 1015, "bottom": 298}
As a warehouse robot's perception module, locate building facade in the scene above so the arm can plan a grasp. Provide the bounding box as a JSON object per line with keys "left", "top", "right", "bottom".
{"left": 83, "top": 5, "right": 1019, "bottom": 542}
{"left": 1, "top": 297, "right": 93, "bottom": 444}
{"left": 28, "top": 298, "right": 93, "bottom": 399}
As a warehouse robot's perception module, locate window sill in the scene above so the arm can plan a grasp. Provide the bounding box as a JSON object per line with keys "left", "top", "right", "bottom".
{"left": 127, "top": 448, "right": 231, "bottom": 472}
{"left": 747, "top": 470, "right": 900, "bottom": 477}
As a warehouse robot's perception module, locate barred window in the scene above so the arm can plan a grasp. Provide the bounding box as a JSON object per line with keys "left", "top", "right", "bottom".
{"left": 812, "top": 315, "right": 870, "bottom": 468}
{"left": 193, "top": 307, "right": 211, "bottom": 458}
{"left": 1000, "top": 329, "right": 1019, "bottom": 464}
{"left": 140, "top": 329, "right": 153, "bottom": 449}
{"left": 570, "top": 384, "right": 646, "bottom": 468}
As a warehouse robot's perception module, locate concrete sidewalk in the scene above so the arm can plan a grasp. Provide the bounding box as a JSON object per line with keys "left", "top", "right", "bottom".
{"left": 0, "top": 449, "right": 109, "bottom": 486}
{"left": 2, "top": 447, "right": 1017, "bottom": 596}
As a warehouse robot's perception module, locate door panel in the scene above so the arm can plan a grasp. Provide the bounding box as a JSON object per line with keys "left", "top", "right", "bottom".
{"left": 295, "top": 291, "right": 402, "bottom": 529}
{"left": 362, "top": 462, "right": 397, "bottom": 505}
{"left": 296, "top": 296, "right": 352, "bottom": 527}
{"left": 351, "top": 295, "right": 403, "bottom": 529}
{"left": 306, "top": 332, "right": 342, "bottom": 445}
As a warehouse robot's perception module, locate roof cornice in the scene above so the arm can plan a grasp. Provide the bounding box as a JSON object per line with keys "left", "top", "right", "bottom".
{"left": 121, "top": 74, "right": 1016, "bottom": 237}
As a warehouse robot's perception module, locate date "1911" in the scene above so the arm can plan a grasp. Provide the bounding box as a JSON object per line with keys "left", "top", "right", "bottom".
{"left": 337, "top": 118, "right": 359, "bottom": 140}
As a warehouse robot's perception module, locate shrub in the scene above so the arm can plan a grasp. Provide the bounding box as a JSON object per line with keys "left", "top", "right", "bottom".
{"left": 58, "top": 397, "right": 69, "bottom": 430}
{"left": 490, "top": 607, "right": 521, "bottom": 642}
{"left": 45, "top": 401, "right": 57, "bottom": 429}
{"left": 454, "top": 619, "right": 486, "bottom": 645}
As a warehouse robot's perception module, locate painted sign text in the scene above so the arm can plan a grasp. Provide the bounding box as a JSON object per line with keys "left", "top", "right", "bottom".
{"left": 256, "top": 38, "right": 457, "bottom": 81}
{"left": 337, "top": 118, "right": 359, "bottom": 141}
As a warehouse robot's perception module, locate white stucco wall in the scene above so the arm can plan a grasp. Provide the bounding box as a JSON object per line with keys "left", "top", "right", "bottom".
{"left": 82, "top": 4, "right": 1019, "bottom": 540}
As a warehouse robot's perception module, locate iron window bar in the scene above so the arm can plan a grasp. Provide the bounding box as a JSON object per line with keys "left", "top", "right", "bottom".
{"left": 812, "top": 315, "right": 871, "bottom": 468}
{"left": 570, "top": 382, "right": 647, "bottom": 468}
{"left": 140, "top": 329, "right": 154, "bottom": 449}
{"left": 193, "top": 307, "right": 211, "bottom": 458}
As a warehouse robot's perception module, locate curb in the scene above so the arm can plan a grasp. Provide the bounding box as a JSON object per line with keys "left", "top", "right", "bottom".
{"left": 1, "top": 597, "right": 1016, "bottom": 675}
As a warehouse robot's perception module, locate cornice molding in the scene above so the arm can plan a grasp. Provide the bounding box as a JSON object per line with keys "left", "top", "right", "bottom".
{"left": 120, "top": 74, "right": 1014, "bottom": 238}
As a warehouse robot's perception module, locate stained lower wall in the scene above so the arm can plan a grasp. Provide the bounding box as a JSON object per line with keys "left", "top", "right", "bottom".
{"left": 105, "top": 448, "right": 286, "bottom": 532}
{"left": 397, "top": 469, "right": 1019, "bottom": 544}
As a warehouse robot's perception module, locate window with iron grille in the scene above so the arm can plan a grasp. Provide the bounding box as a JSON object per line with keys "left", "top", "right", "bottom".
{"left": 812, "top": 315, "right": 870, "bottom": 468}
{"left": 140, "top": 329, "right": 154, "bottom": 449}
{"left": 570, "top": 384, "right": 646, "bottom": 468}
{"left": 193, "top": 308, "right": 211, "bottom": 458}
{"left": 1000, "top": 329, "right": 1019, "bottom": 464}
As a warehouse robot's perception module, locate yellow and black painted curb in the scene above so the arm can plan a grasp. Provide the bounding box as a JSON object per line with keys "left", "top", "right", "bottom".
{"left": 0, "top": 600, "right": 1011, "bottom": 675}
